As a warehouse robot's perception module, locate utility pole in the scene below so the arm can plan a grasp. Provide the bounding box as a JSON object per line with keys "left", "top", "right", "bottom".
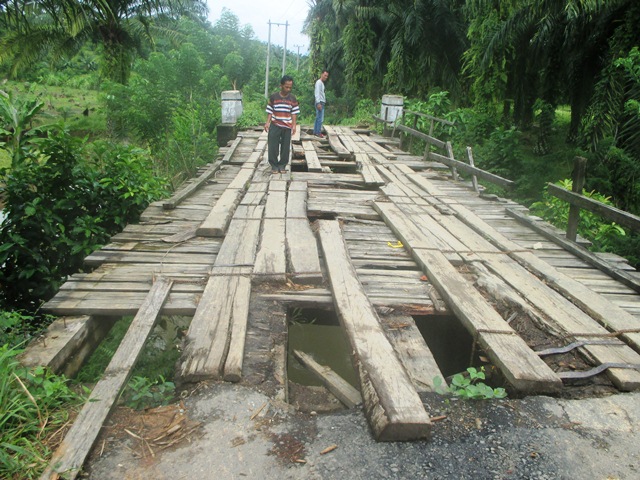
{"left": 265, "top": 20, "right": 272, "bottom": 98}
{"left": 265, "top": 20, "right": 290, "bottom": 97}
{"left": 294, "top": 44, "right": 304, "bottom": 70}
{"left": 282, "top": 21, "right": 288, "bottom": 77}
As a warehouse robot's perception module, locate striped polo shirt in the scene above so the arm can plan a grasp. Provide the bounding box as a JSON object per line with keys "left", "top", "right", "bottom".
{"left": 266, "top": 92, "right": 300, "bottom": 129}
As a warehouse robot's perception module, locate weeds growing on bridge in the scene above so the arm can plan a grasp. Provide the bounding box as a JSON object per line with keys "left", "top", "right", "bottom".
{"left": 434, "top": 367, "right": 507, "bottom": 400}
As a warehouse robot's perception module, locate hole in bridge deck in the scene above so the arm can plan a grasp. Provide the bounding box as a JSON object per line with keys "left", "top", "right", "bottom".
{"left": 286, "top": 307, "right": 358, "bottom": 412}
{"left": 414, "top": 314, "right": 477, "bottom": 378}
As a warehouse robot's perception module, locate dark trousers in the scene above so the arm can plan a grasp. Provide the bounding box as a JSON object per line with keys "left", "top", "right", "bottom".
{"left": 267, "top": 124, "right": 292, "bottom": 170}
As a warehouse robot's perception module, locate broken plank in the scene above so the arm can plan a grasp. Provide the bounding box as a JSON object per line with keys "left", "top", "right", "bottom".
{"left": 380, "top": 314, "right": 444, "bottom": 393}
{"left": 324, "top": 125, "right": 351, "bottom": 158}
{"left": 293, "top": 349, "right": 362, "bottom": 408}
{"left": 448, "top": 202, "right": 640, "bottom": 355}
{"left": 41, "top": 277, "right": 173, "bottom": 480}
{"left": 317, "top": 219, "right": 431, "bottom": 441}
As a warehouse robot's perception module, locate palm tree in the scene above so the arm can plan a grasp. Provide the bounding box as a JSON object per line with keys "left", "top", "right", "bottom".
{"left": 0, "top": 0, "right": 207, "bottom": 84}
{"left": 463, "top": 0, "right": 640, "bottom": 139}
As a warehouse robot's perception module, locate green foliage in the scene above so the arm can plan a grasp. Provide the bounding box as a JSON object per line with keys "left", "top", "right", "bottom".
{"left": 0, "top": 89, "right": 45, "bottom": 167}
{"left": 121, "top": 375, "right": 176, "bottom": 410}
{"left": 0, "top": 311, "right": 45, "bottom": 348}
{"left": 531, "top": 179, "right": 627, "bottom": 252}
{"left": 0, "top": 344, "right": 85, "bottom": 479}
{"left": 434, "top": 367, "right": 507, "bottom": 400}
{"left": 0, "top": 128, "right": 168, "bottom": 313}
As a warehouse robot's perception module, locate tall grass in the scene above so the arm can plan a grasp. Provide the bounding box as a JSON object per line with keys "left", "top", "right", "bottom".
{"left": 0, "top": 345, "right": 85, "bottom": 479}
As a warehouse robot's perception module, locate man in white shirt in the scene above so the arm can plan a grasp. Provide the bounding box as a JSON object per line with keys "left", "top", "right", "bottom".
{"left": 313, "top": 70, "right": 329, "bottom": 137}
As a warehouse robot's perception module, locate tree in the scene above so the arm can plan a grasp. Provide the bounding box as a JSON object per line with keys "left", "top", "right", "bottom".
{"left": 0, "top": 0, "right": 208, "bottom": 84}
{"left": 305, "top": 0, "right": 467, "bottom": 101}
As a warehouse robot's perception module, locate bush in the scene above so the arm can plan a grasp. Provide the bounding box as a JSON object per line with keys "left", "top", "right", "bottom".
{"left": 530, "top": 179, "right": 626, "bottom": 252}
{"left": 0, "top": 128, "right": 168, "bottom": 315}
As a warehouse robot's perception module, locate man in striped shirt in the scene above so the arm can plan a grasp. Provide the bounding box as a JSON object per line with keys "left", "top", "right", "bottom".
{"left": 265, "top": 75, "right": 300, "bottom": 174}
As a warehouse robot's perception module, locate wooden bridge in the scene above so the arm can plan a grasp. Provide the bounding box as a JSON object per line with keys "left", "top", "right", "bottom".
{"left": 25, "top": 125, "right": 640, "bottom": 478}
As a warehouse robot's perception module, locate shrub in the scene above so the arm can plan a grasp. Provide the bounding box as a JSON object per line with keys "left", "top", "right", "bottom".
{"left": 530, "top": 179, "right": 627, "bottom": 252}
{"left": 0, "top": 128, "right": 168, "bottom": 315}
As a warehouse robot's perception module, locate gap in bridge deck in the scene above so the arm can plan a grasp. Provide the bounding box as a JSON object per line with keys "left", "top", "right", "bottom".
{"left": 75, "top": 315, "right": 191, "bottom": 386}
{"left": 286, "top": 307, "right": 358, "bottom": 413}
{"left": 414, "top": 314, "right": 479, "bottom": 378}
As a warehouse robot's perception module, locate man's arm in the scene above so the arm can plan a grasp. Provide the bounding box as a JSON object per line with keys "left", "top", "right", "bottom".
{"left": 291, "top": 114, "right": 297, "bottom": 134}
{"left": 265, "top": 113, "right": 272, "bottom": 131}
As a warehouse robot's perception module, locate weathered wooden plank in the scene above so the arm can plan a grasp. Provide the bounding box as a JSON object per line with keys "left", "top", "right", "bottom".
{"left": 41, "top": 277, "right": 172, "bottom": 480}
{"left": 302, "top": 140, "right": 323, "bottom": 172}
{"left": 214, "top": 216, "right": 262, "bottom": 267}
{"left": 43, "top": 290, "right": 198, "bottom": 316}
{"left": 59, "top": 280, "right": 203, "bottom": 294}
{"left": 162, "top": 160, "right": 224, "bottom": 210}
{"left": 223, "top": 277, "right": 253, "bottom": 382}
{"left": 286, "top": 181, "right": 309, "bottom": 218}
{"left": 253, "top": 218, "right": 287, "bottom": 282}
{"left": 355, "top": 153, "right": 385, "bottom": 186}
{"left": 506, "top": 208, "right": 640, "bottom": 293}
{"left": 483, "top": 254, "right": 640, "bottom": 390}
{"left": 317, "top": 220, "right": 431, "bottom": 441}
{"left": 179, "top": 274, "right": 252, "bottom": 382}
{"left": 374, "top": 200, "right": 562, "bottom": 393}
{"left": 84, "top": 250, "right": 216, "bottom": 267}
{"left": 324, "top": 125, "right": 351, "bottom": 158}
{"left": 221, "top": 135, "right": 243, "bottom": 163}
{"left": 380, "top": 314, "right": 444, "bottom": 393}
{"left": 293, "top": 349, "right": 362, "bottom": 408}
{"left": 286, "top": 218, "right": 322, "bottom": 283}
{"left": 196, "top": 186, "right": 246, "bottom": 237}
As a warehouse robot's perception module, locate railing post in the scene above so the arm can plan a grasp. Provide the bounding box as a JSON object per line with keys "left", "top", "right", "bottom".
{"left": 466, "top": 146, "right": 479, "bottom": 193}
{"left": 566, "top": 156, "right": 587, "bottom": 242}
{"left": 446, "top": 141, "right": 458, "bottom": 181}
{"left": 409, "top": 113, "right": 418, "bottom": 152}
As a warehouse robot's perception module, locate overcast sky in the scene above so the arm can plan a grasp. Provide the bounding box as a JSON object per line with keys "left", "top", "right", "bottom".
{"left": 206, "top": 0, "right": 311, "bottom": 53}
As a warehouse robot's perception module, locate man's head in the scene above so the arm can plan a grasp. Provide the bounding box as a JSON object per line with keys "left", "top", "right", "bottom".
{"left": 280, "top": 75, "right": 294, "bottom": 95}
{"left": 320, "top": 70, "right": 329, "bottom": 82}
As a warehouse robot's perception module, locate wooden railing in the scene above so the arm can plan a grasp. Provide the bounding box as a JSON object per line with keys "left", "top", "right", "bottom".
{"left": 372, "top": 111, "right": 514, "bottom": 191}
{"left": 548, "top": 156, "right": 640, "bottom": 241}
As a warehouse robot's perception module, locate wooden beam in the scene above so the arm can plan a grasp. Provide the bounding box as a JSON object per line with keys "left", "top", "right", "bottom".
{"left": 317, "top": 219, "right": 431, "bottom": 441}
{"left": 292, "top": 349, "right": 362, "bottom": 408}
{"left": 19, "top": 316, "right": 118, "bottom": 379}
{"left": 41, "top": 277, "right": 173, "bottom": 480}
{"left": 449, "top": 202, "right": 640, "bottom": 354}
{"left": 395, "top": 124, "right": 446, "bottom": 150}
